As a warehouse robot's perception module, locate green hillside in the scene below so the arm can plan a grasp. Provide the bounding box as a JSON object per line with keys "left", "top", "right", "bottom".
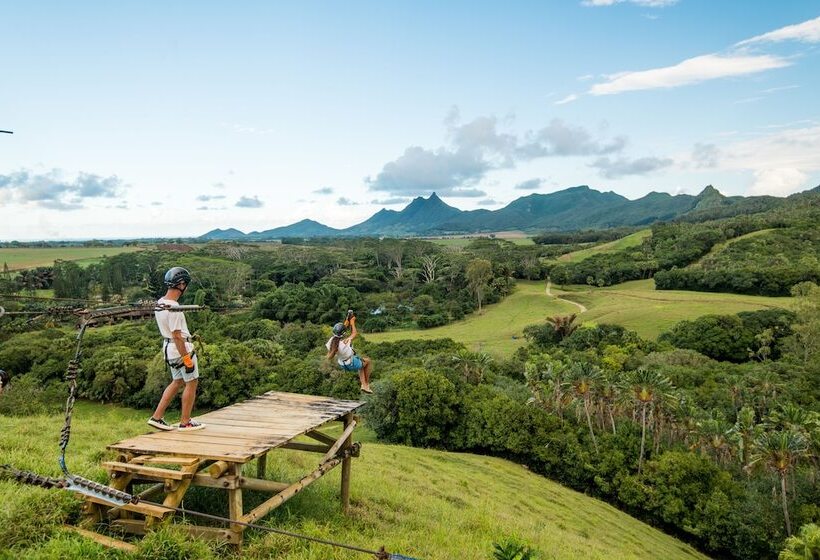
{"left": 0, "top": 401, "right": 708, "bottom": 560}
{"left": 0, "top": 246, "right": 143, "bottom": 271}
{"left": 366, "top": 280, "right": 789, "bottom": 353}
{"left": 557, "top": 229, "right": 651, "bottom": 263}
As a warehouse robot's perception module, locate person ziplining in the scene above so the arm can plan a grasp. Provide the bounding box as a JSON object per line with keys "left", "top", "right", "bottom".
{"left": 326, "top": 310, "right": 373, "bottom": 394}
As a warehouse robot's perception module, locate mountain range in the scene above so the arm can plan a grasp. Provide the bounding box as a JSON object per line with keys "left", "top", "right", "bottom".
{"left": 200, "top": 185, "right": 815, "bottom": 240}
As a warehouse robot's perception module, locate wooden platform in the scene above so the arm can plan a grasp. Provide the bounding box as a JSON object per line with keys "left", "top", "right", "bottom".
{"left": 109, "top": 391, "right": 364, "bottom": 463}
{"left": 84, "top": 391, "right": 365, "bottom": 547}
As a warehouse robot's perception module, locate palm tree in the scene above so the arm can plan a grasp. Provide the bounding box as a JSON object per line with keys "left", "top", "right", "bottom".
{"left": 625, "top": 368, "right": 674, "bottom": 474}
{"left": 524, "top": 357, "right": 568, "bottom": 421}
{"left": 729, "top": 406, "right": 760, "bottom": 470}
{"left": 452, "top": 349, "right": 493, "bottom": 384}
{"left": 694, "top": 416, "right": 733, "bottom": 465}
{"left": 750, "top": 430, "right": 809, "bottom": 536}
{"left": 778, "top": 523, "right": 820, "bottom": 560}
{"left": 568, "top": 362, "right": 602, "bottom": 455}
{"left": 597, "top": 371, "right": 621, "bottom": 435}
{"left": 546, "top": 313, "right": 578, "bottom": 340}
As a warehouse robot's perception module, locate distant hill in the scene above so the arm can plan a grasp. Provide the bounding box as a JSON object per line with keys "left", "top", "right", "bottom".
{"left": 198, "top": 184, "right": 817, "bottom": 240}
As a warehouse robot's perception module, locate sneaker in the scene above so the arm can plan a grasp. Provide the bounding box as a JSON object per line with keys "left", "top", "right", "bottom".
{"left": 147, "top": 417, "right": 173, "bottom": 431}
{"left": 178, "top": 420, "right": 206, "bottom": 432}
{"left": 360, "top": 386, "right": 373, "bottom": 394}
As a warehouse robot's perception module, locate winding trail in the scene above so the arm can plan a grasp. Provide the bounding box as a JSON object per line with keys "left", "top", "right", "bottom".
{"left": 546, "top": 280, "right": 588, "bottom": 314}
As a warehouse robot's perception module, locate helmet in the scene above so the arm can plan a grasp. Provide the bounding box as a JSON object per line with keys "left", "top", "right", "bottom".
{"left": 332, "top": 322, "right": 345, "bottom": 336}
{"left": 163, "top": 267, "right": 191, "bottom": 288}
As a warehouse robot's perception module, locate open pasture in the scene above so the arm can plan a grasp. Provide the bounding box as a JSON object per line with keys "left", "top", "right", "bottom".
{"left": 0, "top": 246, "right": 144, "bottom": 271}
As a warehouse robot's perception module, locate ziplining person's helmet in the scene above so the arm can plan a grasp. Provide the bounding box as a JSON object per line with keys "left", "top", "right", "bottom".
{"left": 332, "top": 322, "right": 346, "bottom": 337}
{"left": 164, "top": 267, "right": 192, "bottom": 291}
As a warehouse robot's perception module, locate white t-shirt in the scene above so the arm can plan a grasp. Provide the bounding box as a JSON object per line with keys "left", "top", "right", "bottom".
{"left": 155, "top": 297, "right": 193, "bottom": 360}
{"left": 326, "top": 336, "right": 354, "bottom": 366}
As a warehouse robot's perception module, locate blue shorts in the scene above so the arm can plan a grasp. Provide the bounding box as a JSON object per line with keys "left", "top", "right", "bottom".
{"left": 169, "top": 354, "right": 200, "bottom": 383}
{"left": 340, "top": 356, "right": 363, "bottom": 372}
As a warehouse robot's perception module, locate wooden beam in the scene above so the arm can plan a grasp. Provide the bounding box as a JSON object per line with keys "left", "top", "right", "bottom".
{"left": 192, "top": 473, "right": 239, "bottom": 489}
{"left": 340, "top": 413, "right": 354, "bottom": 514}
{"left": 106, "top": 483, "right": 164, "bottom": 518}
{"left": 227, "top": 463, "right": 244, "bottom": 537}
{"left": 239, "top": 477, "right": 289, "bottom": 493}
{"left": 240, "top": 455, "right": 344, "bottom": 525}
{"left": 209, "top": 461, "right": 230, "bottom": 478}
{"left": 322, "top": 418, "right": 357, "bottom": 464}
{"left": 111, "top": 519, "right": 241, "bottom": 545}
{"left": 256, "top": 453, "right": 267, "bottom": 479}
{"left": 102, "top": 461, "right": 191, "bottom": 481}
{"left": 84, "top": 495, "right": 172, "bottom": 518}
{"left": 281, "top": 442, "right": 330, "bottom": 453}
{"left": 130, "top": 455, "right": 200, "bottom": 466}
{"left": 65, "top": 525, "right": 137, "bottom": 553}
{"left": 306, "top": 430, "right": 337, "bottom": 445}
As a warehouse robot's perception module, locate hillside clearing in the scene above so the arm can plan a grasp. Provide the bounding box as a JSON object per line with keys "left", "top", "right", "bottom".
{"left": 557, "top": 229, "right": 651, "bottom": 263}
{"left": 689, "top": 228, "right": 778, "bottom": 267}
{"left": 366, "top": 281, "right": 578, "bottom": 355}
{"left": 367, "top": 280, "right": 790, "bottom": 354}
{"left": 0, "top": 246, "right": 144, "bottom": 271}
{"left": 0, "top": 401, "right": 709, "bottom": 560}
{"left": 554, "top": 279, "right": 790, "bottom": 339}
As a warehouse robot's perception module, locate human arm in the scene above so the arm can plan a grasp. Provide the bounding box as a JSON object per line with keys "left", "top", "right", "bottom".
{"left": 344, "top": 315, "right": 358, "bottom": 345}
{"left": 172, "top": 329, "right": 194, "bottom": 370}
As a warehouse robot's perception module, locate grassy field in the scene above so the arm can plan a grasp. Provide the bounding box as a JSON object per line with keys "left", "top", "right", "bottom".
{"left": 0, "top": 246, "right": 144, "bottom": 271}
{"left": 366, "top": 279, "right": 791, "bottom": 355}
{"left": 0, "top": 401, "right": 708, "bottom": 560}
{"left": 427, "top": 233, "right": 535, "bottom": 248}
{"left": 554, "top": 279, "right": 790, "bottom": 339}
{"left": 557, "top": 229, "right": 651, "bottom": 263}
{"left": 367, "top": 280, "right": 577, "bottom": 355}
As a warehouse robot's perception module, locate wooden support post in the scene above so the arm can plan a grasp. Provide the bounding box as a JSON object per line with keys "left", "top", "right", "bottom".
{"left": 227, "top": 463, "right": 244, "bottom": 542}
{"left": 340, "top": 413, "right": 354, "bottom": 514}
{"left": 321, "top": 418, "right": 357, "bottom": 464}
{"left": 257, "top": 453, "right": 267, "bottom": 479}
{"left": 65, "top": 525, "right": 138, "bottom": 553}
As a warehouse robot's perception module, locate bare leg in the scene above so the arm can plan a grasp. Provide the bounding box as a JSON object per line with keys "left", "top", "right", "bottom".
{"left": 361, "top": 358, "right": 372, "bottom": 390}
{"left": 180, "top": 379, "right": 199, "bottom": 424}
{"left": 153, "top": 379, "right": 184, "bottom": 420}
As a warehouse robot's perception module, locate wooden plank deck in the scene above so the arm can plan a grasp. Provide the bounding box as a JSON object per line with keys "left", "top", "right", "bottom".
{"left": 108, "top": 391, "right": 364, "bottom": 463}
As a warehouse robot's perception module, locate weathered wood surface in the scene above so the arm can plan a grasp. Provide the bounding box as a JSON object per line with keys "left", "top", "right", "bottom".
{"left": 107, "top": 391, "right": 364, "bottom": 463}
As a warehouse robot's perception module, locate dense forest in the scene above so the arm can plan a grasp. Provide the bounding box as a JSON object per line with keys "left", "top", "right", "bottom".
{"left": 1, "top": 231, "right": 818, "bottom": 559}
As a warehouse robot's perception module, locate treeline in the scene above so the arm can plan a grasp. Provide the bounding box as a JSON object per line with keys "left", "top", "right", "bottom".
{"left": 533, "top": 226, "right": 639, "bottom": 245}
{"left": 547, "top": 202, "right": 820, "bottom": 294}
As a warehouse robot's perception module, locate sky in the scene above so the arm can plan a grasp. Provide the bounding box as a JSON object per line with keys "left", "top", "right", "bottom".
{"left": 1, "top": 1, "right": 819, "bottom": 240}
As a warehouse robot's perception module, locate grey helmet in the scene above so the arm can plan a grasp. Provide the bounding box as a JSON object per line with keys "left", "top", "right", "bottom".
{"left": 332, "top": 322, "right": 345, "bottom": 336}
{"left": 163, "top": 267, "right": 191, "bottom": 289}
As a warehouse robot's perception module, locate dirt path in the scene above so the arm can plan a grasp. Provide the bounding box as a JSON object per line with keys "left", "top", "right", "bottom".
{"left": 545, "top": 280, "right": 588, "bottom": 313}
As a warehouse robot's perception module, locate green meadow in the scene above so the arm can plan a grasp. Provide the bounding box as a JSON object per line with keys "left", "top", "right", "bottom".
{"left": 0, "top": 246, "right": 144, "bottom": 271}
{"left": 0, "top": 401, "right": 709, "bottom": 560}
{"left": 367, "top": 279, "right": 790, "bottom": 355}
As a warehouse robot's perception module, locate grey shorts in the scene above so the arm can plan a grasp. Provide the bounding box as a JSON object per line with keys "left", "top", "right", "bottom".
{"left": 169, "top": 354, "right": 199, "bottom": 383}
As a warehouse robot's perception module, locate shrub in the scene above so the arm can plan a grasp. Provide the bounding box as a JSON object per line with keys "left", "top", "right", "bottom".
{"left": 416, "top": 313, "right": 448, "bottom": 329}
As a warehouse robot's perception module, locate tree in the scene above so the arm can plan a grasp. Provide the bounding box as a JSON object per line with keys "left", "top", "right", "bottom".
{"left": 466, "top": 259, "right": 493, "bottom": 313}
{"left": 567, "top": 362, "right": 601, "bottom": 454}
{"left": 546, "top": 314, "right": 579, "bottom": 340}
{"left": 779, "top": 523, "right": 820, "bottom": 560}
{"left": 729, "top": 406, "right": 759, "bottom": 470}
{"left": 750, "top": 430, "right": 809, "bottom": 536}
{"left": 451, "top": 349, "right": 493, "bottom": 384}
{"left": 625, "top": 368, "right": 674, "bottom": 473}
{"left": 419, "top": 254, "right": 440, "bottom": 284}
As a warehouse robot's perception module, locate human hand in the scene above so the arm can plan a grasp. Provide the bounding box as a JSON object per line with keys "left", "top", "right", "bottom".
{"left": 182, "top": 354, "right": 195, "bottom": 373}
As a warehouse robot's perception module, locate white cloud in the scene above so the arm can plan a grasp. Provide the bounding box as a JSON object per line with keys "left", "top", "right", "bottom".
{"left": 589, "top": 54, "right": 791, "bottom": 96}
{"left": 235, "top": 196, "right": 264, "bottom": 208}
{"left": 555, "top": 94, "right": 579, "bottom": 105}
{"left": 737, "top": 15, "right": 820, "bottom": 47}
{"left": 749, "top": 168, "right": 809, "bottom": 196}
{"left": 716, "top": 125, "right": 820, "bottom": 195}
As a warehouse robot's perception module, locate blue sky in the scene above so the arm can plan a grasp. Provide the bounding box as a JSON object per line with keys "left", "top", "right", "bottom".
{"left": 1, "top": 1, "right": 819, "bottom": 240}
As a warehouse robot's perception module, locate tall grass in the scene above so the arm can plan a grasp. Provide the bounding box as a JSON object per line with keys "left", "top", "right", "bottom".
{"left": 0, "top": 401, "right": 709, "bottom": 560}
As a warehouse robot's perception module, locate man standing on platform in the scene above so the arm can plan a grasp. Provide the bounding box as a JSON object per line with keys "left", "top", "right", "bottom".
{"left": 147, "top": 267, "right": 206, "bottom": 432}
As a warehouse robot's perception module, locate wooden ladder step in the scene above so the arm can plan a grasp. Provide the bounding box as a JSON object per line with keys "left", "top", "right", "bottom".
{"left": 130, "top": 455, "right": 200, "bottom": 466}
{"left": 64, "top": 525, "right": 137, "bottom": 552}
{"left": 102, "top": 461, "right": 193, "bottom": 480}
{"left": 85, "top": 495, "right": 174, "bottom": 518}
